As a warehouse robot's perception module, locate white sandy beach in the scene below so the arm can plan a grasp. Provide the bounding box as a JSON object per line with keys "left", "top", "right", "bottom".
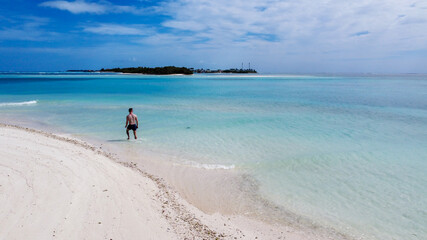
{"left": 0, "top": 124, "right": 339, "bottom": 240}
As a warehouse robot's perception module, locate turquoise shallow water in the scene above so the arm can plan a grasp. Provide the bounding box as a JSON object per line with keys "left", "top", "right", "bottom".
{"left": 0, "top": 73, "right": 426, "bottom": 239}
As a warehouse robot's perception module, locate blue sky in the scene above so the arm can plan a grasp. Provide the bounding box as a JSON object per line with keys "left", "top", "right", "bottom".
{"left": 0, "top": 0, "right": 426, "bottom": 73}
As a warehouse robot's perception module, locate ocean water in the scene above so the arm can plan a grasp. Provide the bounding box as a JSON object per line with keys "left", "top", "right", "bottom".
{"left": 0, "top": 73, "right": 426, "bottom": 239}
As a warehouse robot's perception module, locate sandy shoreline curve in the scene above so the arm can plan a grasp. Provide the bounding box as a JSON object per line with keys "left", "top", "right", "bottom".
{"left": 0, "top": 123, "right": 340, "bottom": 240}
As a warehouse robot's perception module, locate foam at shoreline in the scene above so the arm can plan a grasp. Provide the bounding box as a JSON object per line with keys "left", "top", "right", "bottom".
{"left": 0, "top": 100, "right": 37, "bottom": 106}
{"left": 181, "top": 161, "right": 236, "bottom": 170}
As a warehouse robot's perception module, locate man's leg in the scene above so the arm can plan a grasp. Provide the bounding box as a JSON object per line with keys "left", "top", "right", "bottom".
{"left": 133, "top": 130, "right": 137, "bottom": 139}
{"left": 126, "top": 129, "right": 130, "bottom": 140}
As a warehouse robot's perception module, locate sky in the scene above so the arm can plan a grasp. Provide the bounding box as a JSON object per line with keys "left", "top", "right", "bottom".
{"left": 0, "top": 0, "right": 426, "bottom": 73}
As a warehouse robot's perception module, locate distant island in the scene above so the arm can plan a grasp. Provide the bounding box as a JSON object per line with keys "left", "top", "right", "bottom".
{"left": 66, "top": 66, "right": 257, "bottom": 75}
{"left": 193, "top": 68, "right": 257, "bottom": 74}
{"left": 100, "top": 66, "right": 193, "bottom": 75}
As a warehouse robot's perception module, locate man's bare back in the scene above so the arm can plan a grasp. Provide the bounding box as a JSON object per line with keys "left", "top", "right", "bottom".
{"left": 125, "top": 108, "right": 139, "bottom": 140}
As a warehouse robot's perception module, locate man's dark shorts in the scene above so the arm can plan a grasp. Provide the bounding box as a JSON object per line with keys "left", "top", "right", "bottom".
{"left": 127, "top": 124, "right": 138, "bottom": 131}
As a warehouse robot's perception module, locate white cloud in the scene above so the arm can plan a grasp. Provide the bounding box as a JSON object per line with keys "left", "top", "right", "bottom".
{"left": 0, "top": 16, "right": 58, "bottom": 41}
{"left": 109, "top": 0, "right": 425, "bottom": 72}
{"left": 153, "top": 0, "right": 427, "bottom": 53}
{"left": 40, "top": 1, "right": 107, "bottom": 14}
{"left": 31, "top": 0, "right": 427, "bottom": 72}
{"left": 40, "top": 0, "right": 142, "bottom": 14}
{"left": 83, "top": 24, "right": 148, "bottom": 35}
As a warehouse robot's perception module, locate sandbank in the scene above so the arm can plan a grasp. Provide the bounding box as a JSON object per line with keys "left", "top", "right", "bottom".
{"left": 0, "top": 124, "right": 338, "bottom": 239}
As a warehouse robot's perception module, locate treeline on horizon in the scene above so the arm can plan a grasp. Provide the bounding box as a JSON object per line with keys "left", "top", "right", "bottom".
{"left": 68, "top": 66, "right": 258, "bottom": 75}
{"left": 100, "top": 66, "right": 193, "bottom": 75}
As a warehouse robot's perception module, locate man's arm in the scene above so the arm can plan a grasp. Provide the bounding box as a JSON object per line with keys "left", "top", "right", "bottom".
{"left": 136, "top": 116, "right": 139, "bottom": 128}
{"left": 125, "top": 116, "right": 129, "bottom": 128}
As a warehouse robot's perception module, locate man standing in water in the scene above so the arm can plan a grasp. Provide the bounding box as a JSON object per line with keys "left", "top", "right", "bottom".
{"left": 125, "top": 108, "right": 139, "bottom": 140}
